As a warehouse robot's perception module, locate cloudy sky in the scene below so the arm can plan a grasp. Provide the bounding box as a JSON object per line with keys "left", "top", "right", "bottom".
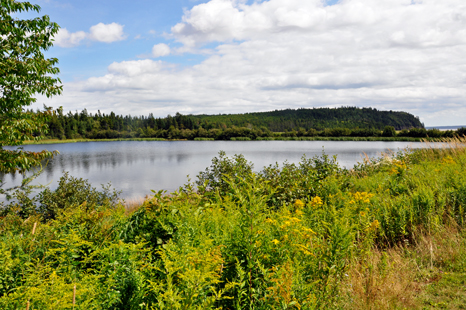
{"left": 27, "top": 0, "right": 466, "bottom": 126}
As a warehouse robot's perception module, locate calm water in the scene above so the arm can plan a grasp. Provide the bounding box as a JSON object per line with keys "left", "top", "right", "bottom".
{"left": 1, "top": 141, "right": 423, "bottom": 200}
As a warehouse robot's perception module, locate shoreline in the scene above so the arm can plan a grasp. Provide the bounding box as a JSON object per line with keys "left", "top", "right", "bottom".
{"left": 20, "top": 136, "right": 426, "bottom": 145}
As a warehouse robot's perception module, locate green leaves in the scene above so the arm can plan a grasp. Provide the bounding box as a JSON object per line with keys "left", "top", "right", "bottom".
{"left": 0, "top": 0, "right": 62, "bottom": 173}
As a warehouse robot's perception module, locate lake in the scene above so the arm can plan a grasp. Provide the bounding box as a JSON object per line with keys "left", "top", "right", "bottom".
{"left": 1, "top": 140, "right": 424, "bottom": 200}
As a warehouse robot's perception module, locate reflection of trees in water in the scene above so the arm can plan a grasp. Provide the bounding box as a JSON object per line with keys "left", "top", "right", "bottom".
{"left": 39, "top": 150, "right": 194, "bottom": 176}
{"left": 0, "top": 170, "right": 19, "bottom": 183}
{"left": 45, "top": 161, "right": 54, "bottom": 178}
{"left": 166, "top": 153, "right": 189, "bottom": 163}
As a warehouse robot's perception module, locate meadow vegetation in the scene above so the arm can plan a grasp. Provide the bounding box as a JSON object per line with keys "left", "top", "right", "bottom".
{"left": 1, "top": 138, "right": 466, "bottom": 309}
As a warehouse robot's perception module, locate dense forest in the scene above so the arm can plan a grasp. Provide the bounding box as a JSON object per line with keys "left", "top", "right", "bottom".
{"left": 37, "top": 106, "right": 464, "bottom": 141}
{"left": 191, "top": 107, "right": 424, "bottom": 131}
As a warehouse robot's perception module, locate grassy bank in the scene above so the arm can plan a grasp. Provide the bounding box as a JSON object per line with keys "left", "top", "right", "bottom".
{"left": 21, "top": 136, "right": 424, "bottom": 145}
{"left": 22, "top": 137, "right": 179, "bottom": 145}
{"left": 1, "top": 138, "right": 466, "bottom": 308}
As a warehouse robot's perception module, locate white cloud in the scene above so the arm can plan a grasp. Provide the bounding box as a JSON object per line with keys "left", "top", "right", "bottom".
{"left": 42, "top": 0, "right": 466, "bottom": 126}
{"left": 89, "top": 22, "right": 126, "bottom": 43}
{"left": 152, "top": 43, "right": 171, "bottom": 57}
{"left": 54, "top": 28, "right": 86, "bottom": 47}
{"left": 53, "top": 23, "right": 126, "bottom": 47}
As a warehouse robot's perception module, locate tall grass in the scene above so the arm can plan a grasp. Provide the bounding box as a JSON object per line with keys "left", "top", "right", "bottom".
{"left": 1, "top": 138, "right": 465, "bottom": 308}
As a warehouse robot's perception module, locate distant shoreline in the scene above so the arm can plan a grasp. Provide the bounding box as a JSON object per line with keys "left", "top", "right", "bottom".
{"left": 18, "top": 136, "right": 427, "bottom": 145}
{"left": 426, "top": 125, "right": 466, "bottom": 131}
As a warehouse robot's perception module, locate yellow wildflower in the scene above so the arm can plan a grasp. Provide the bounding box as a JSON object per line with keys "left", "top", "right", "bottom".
{"left": 360, "top": 211, "right": 366, "bottom": 217}
{"left": 295, "top": 244, "right": 314, "bottom": 256}
{"left": 272, "top": 239, "right": 280, "bottom": 245}
{"left": 442, "top": 156, "right": 455, "bottom": 165}
{"left": 294, "top": 199, "right": 305, "bottom": 209}
{"left": 311, "top": 196, "right": 323, "bottom": 207}
{"left": 370, "top": 220, "right": 380, "bottom": 230}
{"left": 303, "top": 227, "right": 316, "bottom": 235}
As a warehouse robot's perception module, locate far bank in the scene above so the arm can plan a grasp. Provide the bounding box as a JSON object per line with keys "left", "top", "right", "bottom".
{"left": 22, "top": 136, "right": 429, "bottom": 145}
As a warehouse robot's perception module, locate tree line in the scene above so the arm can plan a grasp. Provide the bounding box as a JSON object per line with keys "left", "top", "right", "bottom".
{"left": 36, "top": 106, "right": 464, "bottom": 140}
{"left": 191, "top": 107, "right": 424, "bottom": 131}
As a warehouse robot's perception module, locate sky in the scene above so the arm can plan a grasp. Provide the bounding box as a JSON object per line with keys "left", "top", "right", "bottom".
{"left": 23, "top": 0, "right": 466, "bottom": 126}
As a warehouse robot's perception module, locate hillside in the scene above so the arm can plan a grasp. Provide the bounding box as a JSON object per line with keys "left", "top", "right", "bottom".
{"left": 190, "top": 107, "right": 424, "bottom": 131}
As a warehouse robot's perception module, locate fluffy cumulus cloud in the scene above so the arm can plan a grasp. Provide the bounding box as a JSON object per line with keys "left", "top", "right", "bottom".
{"left": 53, "top": 29, "right": 87, "bottom": 47}
{"left": 152, "top": 43, "right": 171, "bottom": 58}
{"left": 54, "top": 22, "right": 126, "bottom": 47}
{"left": 88, "top": 23, "right": 126, "bottom": 43}
{"left": 47, "top": 0, "right": 466, "bottom": 125}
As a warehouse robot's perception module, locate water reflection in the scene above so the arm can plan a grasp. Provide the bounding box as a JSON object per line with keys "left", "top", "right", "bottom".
{"left": 1, "top": 140, "right": 423, "bottom": 200}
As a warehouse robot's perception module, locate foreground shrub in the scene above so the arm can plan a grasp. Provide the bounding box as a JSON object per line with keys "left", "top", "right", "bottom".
{"left": 3, "top": 172, "right": 120, "bottom": 221}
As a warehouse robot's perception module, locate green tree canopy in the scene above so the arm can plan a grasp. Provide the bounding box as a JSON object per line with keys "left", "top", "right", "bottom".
{"left": 0, "top": 0, "right": 62, "bottom": 173}
{"left": 382, "top": 125, "right": 396, "bottom": 137}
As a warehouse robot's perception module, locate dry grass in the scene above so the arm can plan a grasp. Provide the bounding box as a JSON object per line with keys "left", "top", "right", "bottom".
{"left": 122, "top": 196, "right": 147, "bottom": 214}
{"left": 342, "top": 246, "right": 420, "bottom": 309}
{"left": 420, "top": 136, "right": 466, "bottom": 157}
{"left": 341, "top": 223, "right": 466, "bottom": 309}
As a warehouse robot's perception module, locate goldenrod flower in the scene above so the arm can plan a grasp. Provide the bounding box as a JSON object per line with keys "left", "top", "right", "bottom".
{"left": 272, "top": 239, "right": 280, "bottom": 245}
{"left": 311, "top": 196, "right": 323, "bottom": 207}
{"left": 442, "top": 156, "right": 455, "bottom": 165}
{"left": 294, "top": 199, "right": 305, "bottom": 208}
{"left": 370, "top": 220, "right": 380, "bottom": 230}
{"left": 303, "top": 227, "right": 316, "bottom": 235}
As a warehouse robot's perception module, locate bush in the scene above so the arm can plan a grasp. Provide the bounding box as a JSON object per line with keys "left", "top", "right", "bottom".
{"left": 382, "top": 126, "right": 396, "bottom": 137}
{"left": 3, "top": 172, "right": 121, "bottom": 221}
{"left": 37, "top": 172, "right": 120, "bottom": 221}
{"left": 456, "top": 127, "right": 466, "bottom": 137}
{"left": 196, "top": 151, "right": 254, "bottom": 196}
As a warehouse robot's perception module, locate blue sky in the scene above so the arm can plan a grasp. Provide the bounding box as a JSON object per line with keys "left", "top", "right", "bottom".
{"left": 38, "top": 0, "right": 205, "bottom": 80}
{"left": 26, "top": 0, "right": 466, "bottom": 126}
